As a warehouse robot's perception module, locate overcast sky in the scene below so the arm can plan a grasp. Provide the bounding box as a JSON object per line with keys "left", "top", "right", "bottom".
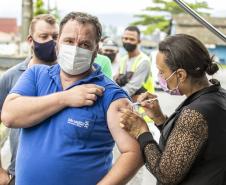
{"left": 0, "top": 0, "right": 225, "bottom": 25}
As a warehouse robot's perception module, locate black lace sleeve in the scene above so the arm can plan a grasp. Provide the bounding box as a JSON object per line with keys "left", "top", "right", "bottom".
{"left": 143, "top": 108, "right": 208, "bottom": 185}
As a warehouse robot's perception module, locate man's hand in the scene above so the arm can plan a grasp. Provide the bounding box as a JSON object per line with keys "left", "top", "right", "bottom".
{"left": 0, "top": 168, "right": 10, "bottom": 185}
{"left": 63, "top": 84, "right": 105, "bottom": 107}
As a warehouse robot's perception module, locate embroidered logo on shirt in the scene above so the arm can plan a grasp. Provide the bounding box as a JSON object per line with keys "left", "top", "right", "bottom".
{"left": 67, "top": 118, "right": 90, "bottom": 129}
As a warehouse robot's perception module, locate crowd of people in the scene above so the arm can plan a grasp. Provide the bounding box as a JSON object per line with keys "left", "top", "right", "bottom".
{"left": 0, "top": 11, "right": 226, "bottom": 185}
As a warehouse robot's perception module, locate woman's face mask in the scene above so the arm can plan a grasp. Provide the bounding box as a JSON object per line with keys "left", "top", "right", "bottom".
{"left": 58, "top": 44, "right": 93, "bottom": 75}
{"left": 158, "top": 71, "right": 181, "bottom": 96}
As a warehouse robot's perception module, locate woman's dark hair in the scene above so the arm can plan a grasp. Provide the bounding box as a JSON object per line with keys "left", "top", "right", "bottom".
{"left": 158, "top": 34, "right": 219, "bottom": 77}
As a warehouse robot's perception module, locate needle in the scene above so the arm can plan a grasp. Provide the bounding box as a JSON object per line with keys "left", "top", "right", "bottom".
{"left": 133, "top": 98, "right": 158, "bottom": 106}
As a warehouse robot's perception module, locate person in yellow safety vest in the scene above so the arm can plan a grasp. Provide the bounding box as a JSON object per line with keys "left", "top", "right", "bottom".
{"left": 115, "top": 26, "right": 155, "bottom": 123}
{"left": 115, "top": 25, "right": 154, "bottom": 99}
{"left": 119, "top": 52, "right": 154, "bottom": 95}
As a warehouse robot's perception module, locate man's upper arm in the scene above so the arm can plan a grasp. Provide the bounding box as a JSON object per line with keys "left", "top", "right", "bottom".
{"left": 10, "top": 67, "right": 36, "bottom": 97}
{"left": 107, "top": 98, "right": 139, "bottom": 153}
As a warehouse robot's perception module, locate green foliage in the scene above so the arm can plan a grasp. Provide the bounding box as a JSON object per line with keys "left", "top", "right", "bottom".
{"left": 33, "top": 0, "right": 60, "bottom": 22}
{"left": 132, "top": 0, "right": 210, "bottom": 35}
{"left": 34, "top": 0, "right": 48, "bottom": 16}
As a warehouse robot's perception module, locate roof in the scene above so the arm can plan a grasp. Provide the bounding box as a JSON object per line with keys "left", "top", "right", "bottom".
{"left": 173, "top": 14, "right": 226, "bottom": 45}
{"left": 0, "top": 18, "right": 18, "bottom": 33}
{"left": 0, "top": 32, "right": 14, "bottom": 42}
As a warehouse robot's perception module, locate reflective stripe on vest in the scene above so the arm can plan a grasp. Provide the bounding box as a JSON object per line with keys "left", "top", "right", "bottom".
{"left": 119, "top": 53, "right": 155, "bottom": 93}
{"left": 138, "top": 106, "right": 153, "bottom": 123}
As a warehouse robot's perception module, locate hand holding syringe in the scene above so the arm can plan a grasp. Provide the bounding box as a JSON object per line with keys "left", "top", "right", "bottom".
{"left": 132, "top": 98, "right": 158, "bottom": 117}
{"left": 132, "top": 94, "right": 166, "bottom": 125}
{"left": 132, "top": 98, "right": 158, "bottom": 107}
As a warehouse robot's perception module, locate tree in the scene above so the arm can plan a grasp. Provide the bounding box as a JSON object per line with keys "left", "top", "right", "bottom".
{"left": 21, "top": 0, "right": 33, "bottom": 41}
{"left": 132, "top": 0, "right": 210, "bottom": 35}
{"left": 21, "top": 0, "right": 60, "bottom": 42}
{"left": 34, "top": 0, "right": 48, "bottom": 16}
{"left": 34, "top": 0, "right": 60, "bottom": 22}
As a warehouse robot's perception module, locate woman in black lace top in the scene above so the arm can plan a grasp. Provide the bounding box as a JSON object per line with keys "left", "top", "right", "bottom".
{"left": 120, "top": 34, "right": 226, "bottom": 185}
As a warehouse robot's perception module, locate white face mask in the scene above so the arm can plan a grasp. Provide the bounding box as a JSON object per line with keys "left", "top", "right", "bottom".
{"left": 58, "top": 44, "right": 93, "bottom": 75}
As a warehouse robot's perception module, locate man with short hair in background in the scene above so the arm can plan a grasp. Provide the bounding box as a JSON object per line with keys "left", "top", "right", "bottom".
{"left": 115, "top": 26, "right": 155, "bottom": 102}
{"left": 101, "top": 37, "right": 119, "bottom": 76}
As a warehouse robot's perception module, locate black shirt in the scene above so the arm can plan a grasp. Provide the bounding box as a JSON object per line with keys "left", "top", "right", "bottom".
{"left": 139, "top": 81, "right": 226, "bottom": 185}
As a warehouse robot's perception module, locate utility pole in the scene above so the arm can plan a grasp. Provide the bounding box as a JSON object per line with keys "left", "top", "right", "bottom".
{"left": 47, "top": 0, "right": 50, "bottom": 13}
{"left": 21, "top": 0, "right": 33, "bottom": 41}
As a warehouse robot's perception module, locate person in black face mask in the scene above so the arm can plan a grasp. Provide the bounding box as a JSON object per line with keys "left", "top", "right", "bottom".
{"left": 101, "top": 38, "right": 119, "bottom": 75}
{"left": 0, "top": 14, "right": 59, "bottom": 185}
{"left": 115, "top": 26, "right": 154, "bottom": 102}
{"left": 32, "top": 38, "right": 57, "bottom": 63}
{"left": 28, "top": 15, "right": 59, "bottom": 65}
{"left": 122, "top": 26, "right": 139, "bottom": 53}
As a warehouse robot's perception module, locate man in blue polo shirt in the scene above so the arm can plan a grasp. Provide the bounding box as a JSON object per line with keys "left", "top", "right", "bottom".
{"left": 1, "top": 12, "right": 143, "bottom": 185}
{"left": 0, "top": 14, "right": 104, "bottom": 185}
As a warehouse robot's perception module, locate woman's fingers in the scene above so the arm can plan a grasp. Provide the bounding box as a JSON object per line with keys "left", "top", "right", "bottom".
{"left": 120, "top": 110, "right": 135, "bottom": 129}
{"left": 119, "top": 123, "right": 125, "bottom": 128}
{"left": 120, "top": 109, "right": 143, "bottom": 131}
{"left": 120, "top": 112, "right": 147, "bottom": 138}
{"left": 137, "top": 92, "right": 157, "bottom": 103}
{"left": 119, "top": 101, "right": 153, "bottom": 138}
{"left": 137, "top": 92, "right": 149, "bottom": 102}
{"left": 141, "top": 100, "right": 157, "bottom": 108}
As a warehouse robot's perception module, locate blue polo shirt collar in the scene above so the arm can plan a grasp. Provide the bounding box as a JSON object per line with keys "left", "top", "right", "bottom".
{"left": 48, "top": 63, "right": 104, "bottom": 90}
